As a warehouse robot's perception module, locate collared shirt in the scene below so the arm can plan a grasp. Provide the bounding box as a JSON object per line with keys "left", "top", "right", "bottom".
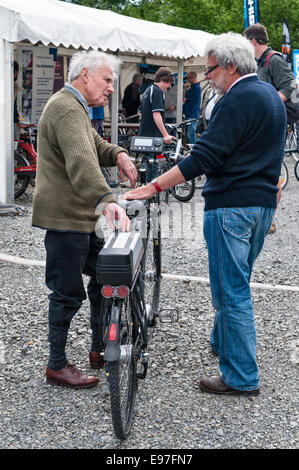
{"left": 65, "top": 82, "right": 89, "bottom": 113}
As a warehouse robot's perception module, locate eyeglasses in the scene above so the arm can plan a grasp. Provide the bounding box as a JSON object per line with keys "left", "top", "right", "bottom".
{"left": 204, "top": 64, "right": 219, "bottom": 76}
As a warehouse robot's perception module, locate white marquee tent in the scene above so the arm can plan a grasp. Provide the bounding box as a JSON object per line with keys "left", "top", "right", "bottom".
{"left": 0, "top": 0, "right": 214, "bottom": 203}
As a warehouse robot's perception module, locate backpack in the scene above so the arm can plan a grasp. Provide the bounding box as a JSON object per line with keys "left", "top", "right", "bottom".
{"left": 264, "top": 51, "right": 299, "bottom": 124}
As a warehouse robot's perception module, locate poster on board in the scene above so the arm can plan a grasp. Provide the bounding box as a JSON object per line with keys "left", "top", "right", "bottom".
{"left": 16, "top": 45, "right": 56, "bottom": 125}
{"left": 31, "top": 48, "right": 56, "bottom": 124}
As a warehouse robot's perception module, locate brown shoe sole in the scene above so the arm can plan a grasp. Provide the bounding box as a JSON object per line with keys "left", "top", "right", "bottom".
{"left": 46, "top": 377, "right": 99, "bottom": 389}
{"left": 199, "top": 383, "right": 260, "bottom": 396}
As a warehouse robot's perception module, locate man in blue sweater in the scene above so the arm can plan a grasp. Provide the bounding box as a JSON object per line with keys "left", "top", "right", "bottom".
{"left": 183, "top": 71, "right": 202, "bottom": 144}
{"left": 124, "top": 32, "right": 286, "bottom": 395}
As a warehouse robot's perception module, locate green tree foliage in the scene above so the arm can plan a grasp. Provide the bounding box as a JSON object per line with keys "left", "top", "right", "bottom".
{"left": 62, "top": 0, "right": 299, "bottom": 51}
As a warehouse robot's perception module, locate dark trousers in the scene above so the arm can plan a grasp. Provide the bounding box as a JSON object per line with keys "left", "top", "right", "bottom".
{"left": 44, "top": 231, "right": 105, "bottom": 370}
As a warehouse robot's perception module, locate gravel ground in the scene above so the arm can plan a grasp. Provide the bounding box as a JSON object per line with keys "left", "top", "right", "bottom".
{"left": 0, "top": 157, "right": 298, "bottom": 450}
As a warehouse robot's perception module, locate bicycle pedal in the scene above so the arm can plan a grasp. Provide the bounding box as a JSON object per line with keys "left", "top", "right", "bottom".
{"left": 159, "top": 308, "right": 179, "bottom": 323}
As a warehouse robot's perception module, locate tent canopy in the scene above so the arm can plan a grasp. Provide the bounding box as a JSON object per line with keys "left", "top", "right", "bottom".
{"left": 0, "top": 0, "right": 213, "bottom": 59}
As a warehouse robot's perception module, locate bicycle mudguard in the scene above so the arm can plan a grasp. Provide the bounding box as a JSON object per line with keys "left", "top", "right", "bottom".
{"left": 104, "top": 302, "right": 121, "bottom": 362}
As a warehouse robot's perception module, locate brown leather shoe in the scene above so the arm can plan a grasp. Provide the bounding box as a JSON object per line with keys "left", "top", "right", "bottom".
{"left": 46, "top": 364, "right": 99, "bottom": 389}
{"left": 89, "top": 351, "right": 105, "bottom": 369}
{"left": 199, "top": 376, "right": 259, "bottom": 395}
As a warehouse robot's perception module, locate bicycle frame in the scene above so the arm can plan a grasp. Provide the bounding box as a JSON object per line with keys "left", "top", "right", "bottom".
{"left": 14, "top": 132, "right": 37, "bottom": 177}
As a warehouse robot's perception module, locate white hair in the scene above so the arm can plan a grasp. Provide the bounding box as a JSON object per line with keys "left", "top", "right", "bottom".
{"left": 67, "top": 50, "right": 121, "bottom": 83}
{"left": 204, "top": 32, "right": 257, "bottom": 75}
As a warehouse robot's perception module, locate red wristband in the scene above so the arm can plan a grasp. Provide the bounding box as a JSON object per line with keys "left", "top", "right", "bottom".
{"left": 151, "top": 179, "right": 162, "bottom": 193}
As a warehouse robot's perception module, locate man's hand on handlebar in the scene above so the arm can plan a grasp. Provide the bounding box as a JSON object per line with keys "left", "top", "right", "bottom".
{"left": 163, "top": 134, "right": 176, "bottom": 145}
{"left": 116, "top": 152, "right": 138, "bottom": 188}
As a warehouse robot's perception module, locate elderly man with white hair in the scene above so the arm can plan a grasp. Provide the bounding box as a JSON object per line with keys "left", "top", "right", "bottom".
{"left": 32, "top": 50, "right": 137, "bottom": 389}
{"left": 124, "top": 32, "right": 287, "bottom": 395}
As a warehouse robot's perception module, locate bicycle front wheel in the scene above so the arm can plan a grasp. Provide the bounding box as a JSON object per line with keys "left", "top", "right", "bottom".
{"left": 108, "top": 299, "right": 138, "bottom": 441}
{"left": 171, "top": 179, "right": 195, "bottom": 202}
{"left": 143, "top": 198, "right": 161, "bottom": 324}
{"left": 14, "top": 153, "right": 30, "bottom": 198}
{"left": 280, "top": 160, "right": 289, "bottom": 190}
{"left": 294, "top": 160, "right": 299, "bottom": 181}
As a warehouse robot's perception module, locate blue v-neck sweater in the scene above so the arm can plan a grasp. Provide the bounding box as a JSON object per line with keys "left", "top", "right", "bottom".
{"left": 178, "top": 76, "right": 286, "bottom": 211}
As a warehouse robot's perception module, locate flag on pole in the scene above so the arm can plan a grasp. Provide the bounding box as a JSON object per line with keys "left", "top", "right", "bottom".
{"left": 282, "top": 18, "right": 292, "bottom": 69}
{"left": 243, "top": 0, "right": 260, "bottom": 28}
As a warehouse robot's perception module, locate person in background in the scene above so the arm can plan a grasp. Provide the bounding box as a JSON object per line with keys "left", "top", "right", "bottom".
{"left": 89, "top": 105, "right": 104, "bottom": 136}
{"left": 200, "top": 84, "right": 223, "bottom": 130}
{"left": 138, "top": 67, "right": 174, "bottom": 143}
{"left": 243, "top": 23, "right": 297, "bottom": 234}
{"left": 14, "top": 61, "right": 20, "bottom": 139}
{"left": 183, "top": 71, "right": 202, "bottom": 144}
{"left": 165, "top": 83, "right": 177, "bottom": 124}
{"left": 122, "top": 73, "right": 142, "bottom": 123}
{"left": 32, "top": 50, "right": 137, "bottom": 390}
{"left": 123, "top": 32, "right": 286, "bottom": 396}
{"left": 138, "top": 67, "right": 174, "bottom": 181}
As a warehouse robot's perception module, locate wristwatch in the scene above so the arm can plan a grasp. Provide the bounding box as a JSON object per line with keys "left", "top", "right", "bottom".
{"left": 150, "top": 178, "right": 162, "bottom": 193}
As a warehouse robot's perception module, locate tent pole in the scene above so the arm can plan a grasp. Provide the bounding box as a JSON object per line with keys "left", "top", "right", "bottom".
{"left": 109, "top": 55, "right": 120, "bottom": 185}
{"left": 176, "top": 59, "right": 184, "bottom": 124}
{"left": 0, "top": 39, "right": 14, "bottom": 204}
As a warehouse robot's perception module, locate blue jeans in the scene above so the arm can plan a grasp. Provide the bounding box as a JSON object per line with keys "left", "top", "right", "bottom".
{"left": 203, "top": 207, "right": 274, "bottom": 390}
{"left": 185, "top": 119, "right": 198, "bottom": 144}
{"left": 44, "top": 231, "right": 105, "bottom": 370}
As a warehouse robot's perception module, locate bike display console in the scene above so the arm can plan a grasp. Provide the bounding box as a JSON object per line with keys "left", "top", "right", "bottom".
{"left": 130, "top": 136, "right": 164, "bottom": 154}
{"left": 97, "top": 231, "right": 144, "bottom": 286}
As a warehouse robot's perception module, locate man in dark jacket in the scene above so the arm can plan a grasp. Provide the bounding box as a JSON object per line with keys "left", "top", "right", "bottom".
{"left": 244, "top": 23, "right": 296, "bottom": 104}
{"left": 122, "top": 73, "right": 142, "bottom": 123}
{"left": 124, "top": 32, "right": 286, "bottom": 396}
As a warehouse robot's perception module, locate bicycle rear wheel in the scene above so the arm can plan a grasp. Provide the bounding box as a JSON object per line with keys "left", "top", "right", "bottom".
{"left": 294, "top": 160, "right": 299, "bottom": 181}
{"left": 280, "top": 160, "right": 289, "bottom": 190}
{"left": 171, "top": 179, "right": 195, "bottom": 202}
{"left": 14, "top": 153, "right": 30, "bottom": 198}
{"left": 108, "top": 299, "right": 138, "bottom": 441}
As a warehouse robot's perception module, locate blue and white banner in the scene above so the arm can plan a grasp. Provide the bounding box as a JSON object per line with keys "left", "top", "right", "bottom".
{"left": 293, "top": 50, "right": 299, "bottom": 87}
{"left": 243, "top": 0, "right": 260, "bottom": 28}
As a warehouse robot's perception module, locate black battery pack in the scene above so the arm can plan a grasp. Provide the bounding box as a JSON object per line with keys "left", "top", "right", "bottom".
{"left": 97, "top": 231, "right": 144, "bottom": 286}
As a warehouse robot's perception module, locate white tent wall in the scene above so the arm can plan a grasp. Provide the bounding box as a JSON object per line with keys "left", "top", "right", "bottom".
{"left": 0, "top": 0, "right": 213, "bottom": 204}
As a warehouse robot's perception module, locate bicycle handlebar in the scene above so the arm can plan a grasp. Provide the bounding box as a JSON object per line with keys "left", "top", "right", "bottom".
{"left": 118, "top": 199, "right": 147, "bottom": 218}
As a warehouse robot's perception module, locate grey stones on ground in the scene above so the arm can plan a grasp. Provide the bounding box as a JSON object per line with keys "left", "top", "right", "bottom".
{"left": 0, "top": 162, "right": 298, "bottom": 449}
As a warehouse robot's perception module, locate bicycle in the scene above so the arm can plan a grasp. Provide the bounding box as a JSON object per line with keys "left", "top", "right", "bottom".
{"left": 96, "top": 145, "right": 178, "bottom": 441}
{"left": 14, "top": 123, "right": 37, "bottom": 198}
{"left": 131, "top": 119, "right": 196, "bottom": 204}
{"left": 162, "top": 119, "right": 197, "bottom": 202}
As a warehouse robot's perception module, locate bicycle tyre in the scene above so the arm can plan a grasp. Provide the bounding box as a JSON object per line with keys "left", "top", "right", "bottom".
{"left": 14, "top": 153, "right": 30, "bottom": 198}
{"left": 143, "top": 196, "right": 162, "bottom": 324}
{"left": 108, "top": 299, "right": 138, "bottom": 441}
{"left": 171, "top": 179, "right": 196, "bottom": 202}
{"left": 280, "top": 160, "right": 289, "bottom": 190}
{"left": 294, "top": 160, "right": 299, "bottom": 181}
